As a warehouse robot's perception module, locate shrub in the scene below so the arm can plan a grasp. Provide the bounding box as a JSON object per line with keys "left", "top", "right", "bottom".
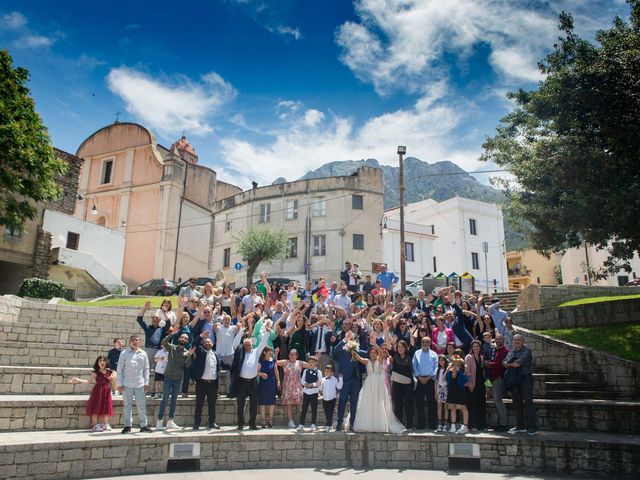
{"left": 18, "top": 277, "right": 66, "bottom": 299}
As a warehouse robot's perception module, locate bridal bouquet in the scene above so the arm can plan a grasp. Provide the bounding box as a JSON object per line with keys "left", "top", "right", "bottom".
{"left": 344, "top": 339, "right": 360, "bottom": 360}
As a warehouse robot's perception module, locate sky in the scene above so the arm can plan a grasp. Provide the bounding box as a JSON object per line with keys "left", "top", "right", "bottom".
{"left": 0, "top": 0, "right": 631, "bottom": 189}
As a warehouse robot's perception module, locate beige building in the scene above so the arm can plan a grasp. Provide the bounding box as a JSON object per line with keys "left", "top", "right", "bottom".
{"left": 561, "top": 242, "right": 640, "bottom": 287}
{"left": 507, "top": 249, "right": 561, "bottom": 291}
{"left": 211, "top": 166, "right": 384, "bottom": 285}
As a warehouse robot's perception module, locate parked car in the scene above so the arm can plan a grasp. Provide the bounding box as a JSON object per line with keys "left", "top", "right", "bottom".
{"left": 254, "top": 277, "right": 292, "bottom": 288}
{"left": 131, "top": 278, "right": 177, "bottom": 296}
{"left": 174, "top": 277, "right": 216, "bottom": 295}
{"left": 625, "top": 278, "right": 640, "bottom": 286}
{"left": 405, "top": 280, "right": 423, "bottom": 297}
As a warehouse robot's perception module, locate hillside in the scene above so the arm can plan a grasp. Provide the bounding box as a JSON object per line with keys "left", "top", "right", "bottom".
{"left": 291, "top": 158, "right": 528, "bottom": 251}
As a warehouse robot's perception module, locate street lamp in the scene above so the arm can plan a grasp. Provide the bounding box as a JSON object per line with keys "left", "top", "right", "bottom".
{"left": 379, "top": 214, "right": 388, "bottom": 238}
{"left": 483, "top": 241, "right": 489, "bottom": 295}
{"left": 397, "top": 146, "right": 407, "bottom": 294}
{"left": 91, "top": 204, "right": 98, "bottom": 215}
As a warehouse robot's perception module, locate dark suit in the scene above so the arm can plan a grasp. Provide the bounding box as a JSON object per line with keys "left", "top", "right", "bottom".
{"left": 335, "top": 339, "right": 368, "bottom": 430}
{"left": 191, "top": 337, "right": 224, "bottom": 428}
{"left": 451, "top": 304, "right": 474, "bottom": 353}
{"left": 229, "top": 345, "right": 258, "bottom": 428}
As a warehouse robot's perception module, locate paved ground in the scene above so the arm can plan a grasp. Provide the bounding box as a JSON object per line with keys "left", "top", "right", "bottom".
{"left": 94, "top": 468, "right": 601, "bottom": 480}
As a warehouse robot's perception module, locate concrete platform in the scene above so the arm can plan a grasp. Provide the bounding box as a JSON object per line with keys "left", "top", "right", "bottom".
{"left": 1, "top": 428, "right": 638, "bottom": 479}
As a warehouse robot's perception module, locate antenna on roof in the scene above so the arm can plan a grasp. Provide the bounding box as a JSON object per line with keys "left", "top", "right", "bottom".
{"left": 114, "top": 112, "right": 121, "bottom": 124}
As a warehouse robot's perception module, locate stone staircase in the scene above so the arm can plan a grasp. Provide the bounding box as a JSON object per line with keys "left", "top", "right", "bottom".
{"left": 1, "top": 295, "right": 639, "bottom": 479}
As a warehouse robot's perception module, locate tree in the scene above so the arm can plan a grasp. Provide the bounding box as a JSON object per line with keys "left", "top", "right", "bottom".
{"left": 236, "top": 227, "right": 287, "bottom": 286}
{"left": 481, "top": 1, "right": 640, "bottom": 279}
{"left": 0, "top": 49, "right": 67, "bottom": 232}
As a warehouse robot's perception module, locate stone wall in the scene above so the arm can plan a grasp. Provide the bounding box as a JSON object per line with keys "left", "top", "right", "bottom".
{"left": 30, "top": 227, "right": 52, "bottom": 279}
{"left": 516, "top": 284, "right": 640, "bottom": 311}
{"left": 517, "top": 327, "right": 640, "bottom": 399}
{"left": 512, "top": 298, "right": 640, "bottom": 330}
{"left": 1, "top": 430, "right": 638, "bottom": 479}
{"left": 48, "top": 148, "right": 83, "bottom": 216}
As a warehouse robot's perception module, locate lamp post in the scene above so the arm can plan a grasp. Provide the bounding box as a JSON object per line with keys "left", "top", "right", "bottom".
{"left": 379, "top": 214, "right": 388, "bottom": 238}
{"left": 397, "top": 145, "right": 407, "bottom": 294}
{"left": 483, "top": 241, "right": 489, "bottom": 295}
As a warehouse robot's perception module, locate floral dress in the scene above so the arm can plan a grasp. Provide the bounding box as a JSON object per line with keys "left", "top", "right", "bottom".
{"left": 281, "top": 360, "right": 303, "bottom": 406}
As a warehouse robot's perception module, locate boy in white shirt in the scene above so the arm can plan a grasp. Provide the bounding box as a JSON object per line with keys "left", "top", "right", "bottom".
{"left": 319, "top": 364, "right": 343, "bottom": 432}
{"left": 152, "top": 348, "right": 169, "bottom": 399}
{"left": 298, "top": 356, "right": 321, "bottom": 432}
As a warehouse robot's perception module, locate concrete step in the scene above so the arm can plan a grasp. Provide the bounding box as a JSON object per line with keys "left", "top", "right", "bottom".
{"left": 1, "top": 428, "right": 639, "bottom": 479}
{"left": 0, "top": 342, "right": 113, "bottom": 367}
{"left": 1, "top": 394, "right": 638, "bottom": 434}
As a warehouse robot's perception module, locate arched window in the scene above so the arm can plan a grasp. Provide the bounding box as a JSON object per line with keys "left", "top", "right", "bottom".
{"left": 97, "top": 216, "right": 107, "bottom": 226}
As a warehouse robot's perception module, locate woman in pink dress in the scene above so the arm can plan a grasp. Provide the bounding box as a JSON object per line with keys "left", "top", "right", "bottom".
{"left": 276, "top": 349, "right": 309, "bottom": 428}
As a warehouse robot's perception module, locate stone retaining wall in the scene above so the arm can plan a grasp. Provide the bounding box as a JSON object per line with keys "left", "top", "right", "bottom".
{"left": 1, "top": 431, "right": 638, "bottom": 479}
{"left": 512, "top": 298, "right": 640, "bottom": 330}
{"left": 516, "top": 285, "right": 640, "bottom": 311}
{"left": 518, "top": 327, "right": 640, "bottom": 399}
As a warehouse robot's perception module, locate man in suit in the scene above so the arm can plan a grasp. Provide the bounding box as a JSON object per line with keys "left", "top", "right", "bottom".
{"left": 335, "top": 331, "right": 368, "bottom": 431}
{"left": 309, "top": 315, "right": 333, "bottom": 370}
{"left": 228, "top": 321, "right": 271, "bottom": 430}
{"left": 451, "top": 303, "right": 475, "bottom": 354}
{"left": 191, "top": 332, "right": 225, "bottom": 430}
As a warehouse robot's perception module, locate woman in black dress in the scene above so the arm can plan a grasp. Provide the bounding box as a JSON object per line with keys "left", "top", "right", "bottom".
{"left": 390, "top": 340, "right": 414, "bottom": 429}
{"left": 464, "top": 340, "right": 487, "bottom": 430}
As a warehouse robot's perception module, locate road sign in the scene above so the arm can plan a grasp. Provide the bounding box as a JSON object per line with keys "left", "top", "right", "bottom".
{"left": 234, "top": 262, "right": 243, "bottom": 271}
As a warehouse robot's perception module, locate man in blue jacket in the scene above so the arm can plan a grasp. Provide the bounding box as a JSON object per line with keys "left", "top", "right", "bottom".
{"left": 451, "top": 303, "right": 474, "bottom": 354}
{"left": 335, "top": 331, "right": 368, "bottom": 431}
{"left": 190, "top": 332, "right": 225, "bottom": 430}
{"left": 376, "top": 264, "right": 399, "bottom": 294}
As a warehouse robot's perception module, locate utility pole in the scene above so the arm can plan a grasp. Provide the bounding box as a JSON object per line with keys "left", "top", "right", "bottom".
{"left": 398, "top": 146, "right": 407, "bottom": 294}
{"left": 584, "top": 240, "right": 592, "bottom": 285}
{"left": 483, "top": 241, "right": 489, "bottom": 295}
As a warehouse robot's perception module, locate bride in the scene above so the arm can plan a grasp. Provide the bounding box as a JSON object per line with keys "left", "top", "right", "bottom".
{"left": 352, "top": 335, "right": 406, "bottom": 433}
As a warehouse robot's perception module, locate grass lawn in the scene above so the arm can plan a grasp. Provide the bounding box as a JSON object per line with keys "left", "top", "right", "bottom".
{"left": 538, "top": 324, "right": 640, "bottom": 362}
{"left": 60, "top": 296, "right": 168, "bottom": 308}
{"left": 558, "top": 293, "right": 640, "bottom": 307}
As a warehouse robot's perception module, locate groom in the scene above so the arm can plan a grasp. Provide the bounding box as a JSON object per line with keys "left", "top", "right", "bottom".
{"left": 335, "top": 331, "right": 368, "bottom": 431}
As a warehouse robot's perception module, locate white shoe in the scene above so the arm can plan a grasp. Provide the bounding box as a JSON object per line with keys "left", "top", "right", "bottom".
{"left": 288, "top": 419, "right": 296, "bottom": 429}
{"left": 435, "top": 424, "right": 442, "bottom": 432}
{"left": 297, "top": 424, "right": 304, "bottom": 431}
{"left": 102, "top": 423, "right": 112, "bottom": 431}
{"left": 456, "top": 425, "right": 469, "bottom": 434}
{"left": 92, "top": 424, "right": 104, "bottom": 432}
{"left": 167, "top": 420, "right": 180, "bottom": 429}
{"left": 311, "top": 424, "right": 317, "bottom": 432}
{"left": 156, "top": 419, "right": 164, "bottom": 431}
{"left": 449, "top": 424, "right": 457, "bottom": 433}
{"left": 324, "top": 426, "right": 330, "bottom": 432}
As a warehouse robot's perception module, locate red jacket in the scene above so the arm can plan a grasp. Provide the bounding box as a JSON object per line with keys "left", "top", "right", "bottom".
{"left": 487, "top": 345, "right": 509, "bottom": 381}
{"left": 431, "top": 327, "right": 454, "bottom": 355}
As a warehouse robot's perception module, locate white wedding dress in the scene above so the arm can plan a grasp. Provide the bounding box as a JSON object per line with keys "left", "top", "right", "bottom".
{"left": 353, "top": 360, "right": 406, "bottom": 433}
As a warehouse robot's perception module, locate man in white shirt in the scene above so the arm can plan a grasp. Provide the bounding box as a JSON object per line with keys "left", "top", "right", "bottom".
{"left": 229, "top": 322, "right": 271, "bottom": 430}
{"left": 332, "top": 285, "right": 352, "bottom": 313}
{"left": 116, "top": 335, "right": 151, "bottom": 434}
{"left": 242, "top": 285, "right": 264, "bottom": 313}
{"left": 488, "top": 299, "right": 509, "bottom": 335}
{"left": 191, "top": 333, "right": 224, "bottom": 430}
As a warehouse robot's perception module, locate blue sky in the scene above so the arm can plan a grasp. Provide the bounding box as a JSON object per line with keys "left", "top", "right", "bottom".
{"left": 0, "top": 0, "right": 630, "bottom": 188}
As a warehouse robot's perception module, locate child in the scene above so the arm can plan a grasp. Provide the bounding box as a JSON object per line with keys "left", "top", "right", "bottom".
{"left": 153, "top": 347, "right": 169, "bottom": 399}
{"left": 68, "top": 355, "right": 114, "bottom": 432}
{"left": 319, "top": 364, "right": 342, "bottom": 432}
{"left": 298, "top": 356, "right": 321, "bottom": 431}
{"left": 446, "top": 355, "right": 469, "bottom": 434}
{"left": 107, "top": 338, "right": 123, "bottom": 394}
{"left": 434, "top": 354, "right": 449, "bottom": 432}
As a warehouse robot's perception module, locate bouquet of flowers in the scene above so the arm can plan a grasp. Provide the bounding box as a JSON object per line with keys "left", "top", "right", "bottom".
{"left": 344, "top": 339, "right": 360, "bottom": 360}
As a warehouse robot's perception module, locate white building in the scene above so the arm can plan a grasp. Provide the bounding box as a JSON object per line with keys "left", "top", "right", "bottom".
{"left": 382, "top": 218, "right": 437, "bottom": 283}
{"left": 210, "top": 167, "right": 384, "bottom": 286}
{"left": 561, "top": 242, "right": 640, "bottom": 286}
{"left": 384, "top": 196, "right": 508, "bottom": 293}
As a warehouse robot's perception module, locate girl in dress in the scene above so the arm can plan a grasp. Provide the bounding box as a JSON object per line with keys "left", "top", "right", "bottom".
{"left": 351, "top": 336, "right": 405, "bottom": 433}
{"left": 434, "top": 354, "right": 449, "bottom": 432}
{"left": 446, "top": 355, "right": 469, "bottom": 434}
{"left": 276, "top": 348, "right": 309, "bottom": 428}
{"left": 258, "top": 347, "right": 279, "bottom": 428}
{"left": 68, "top": 355, "right": 114, "bottom": 432}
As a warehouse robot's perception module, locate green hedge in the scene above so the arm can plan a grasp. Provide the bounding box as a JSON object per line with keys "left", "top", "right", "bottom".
{"left": 18, "top": 277, "right": 66, "bottom": 299}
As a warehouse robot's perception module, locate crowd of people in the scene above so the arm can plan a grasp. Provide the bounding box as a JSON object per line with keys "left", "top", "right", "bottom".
{"left": 70, "top": 264, "right": 538, "bottom": 436}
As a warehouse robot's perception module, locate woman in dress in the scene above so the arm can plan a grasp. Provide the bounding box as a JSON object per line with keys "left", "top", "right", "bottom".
{"left": 390, "top": 339, "right": 414, "bottom": 429}
{"left": 352, "top": 337, "right": 405, "bottom": 433}
{"left": 431, "top": 316, "right": 454, "bottom": 355}
{"left": 200, "top": 282, "right": 217, "bottom": 307}
{"left": 287, "top": 314, "right": 309, "bottom": 361}
{"left": 276, "top": 349, "right": 309, "bottom": 428}
{"left": 258, "top": 347, "right": 279, "bottom": 428}
{"left": 465, "top": 340, "right": 487, "bottom": 430}
{"left": 156, "top": 299, "right": 177, "bottom": 327}
{"left": 68, "top": 355, "right": 114, "bottom": 432}
{"left": 219, "top": 284, "right": 233, "bottom": 315}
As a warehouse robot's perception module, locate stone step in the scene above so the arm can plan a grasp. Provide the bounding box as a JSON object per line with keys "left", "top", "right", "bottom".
{"left": 0, "top": 321, "right": 141, "bottom": 347}
{"left": 543, "top": 390, "right": 611, "bottom": 400}
{"left": 1, "top": 427, "right": 639, "bottom": 479}
{"left": 1, "top": 394, "right": 638, "bottom": 434}
{"left": 0, "top": 341, "right": 113, "bottom": 367}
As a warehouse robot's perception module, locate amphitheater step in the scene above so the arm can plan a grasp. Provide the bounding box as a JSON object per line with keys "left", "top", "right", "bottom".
{"left": 1, "top": 394, "right": 638, "bottom": 434}
{"left": 1, "top": 428, "right": 638, "bottom": 479}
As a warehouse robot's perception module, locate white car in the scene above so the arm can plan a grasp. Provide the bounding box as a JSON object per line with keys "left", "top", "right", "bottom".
{"left": 405, "top": 280, "right": 423, "bottom": 297}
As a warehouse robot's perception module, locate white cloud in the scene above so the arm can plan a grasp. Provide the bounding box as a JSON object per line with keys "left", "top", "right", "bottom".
{"left": 107, "top": 67, "right": 236, "bottom": 136}
{"left": 1, "top": 11, "right": 27, "bottom": 29}
{"left": 303, "top": 109, "right": 325, "bottom": 127}
{"left": 336, "top": 0, "right": 619, "bottom": 94}
{"left": 274, "top": 25, "right": 302, "bottom": 41}
{"left": 20, "top": 34, "right": 55, "bottom": 49}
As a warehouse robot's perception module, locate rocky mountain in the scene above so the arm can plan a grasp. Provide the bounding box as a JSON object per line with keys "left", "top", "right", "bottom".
{"left": 289, "top": 158, "right": 528, "bottom": 251}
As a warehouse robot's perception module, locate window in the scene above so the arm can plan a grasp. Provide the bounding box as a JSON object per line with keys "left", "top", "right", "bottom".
{"left": 223, "top": 248, "right": 231, "bottom": 268}
{"left": 101, "top": 159, "right": 114, "bottom": 185}
{"left": 469, "top": 218, "right": 477, "bottom": 236}
{"left": 405, "top": 242, "right": 415, "bottom": 262}
{"left": 313, "top": 235, "right": 326, "bottom": 256}
{"left": 286, "top": 237, "right": 298, "bottom": 258}
{"left": 286, "top": 200, "right": 298, "bottom": 220}
{"left": 433, "top": 256, "right": 437, "bottom": 273}
{"left": 353, "top": 233, "right": 364, "bottom": 250}
{"left": 311, "top": 198, "right": 326, "bottom": 217}
{"left": 471, "top": 252, "right": 480, "bottom": 270}
{"left": 5, "top": 226, "right": 22, "bottom": 239}
{"left": 352, "top": 195, "right": 363, "bottom": 209}
{"left": 66, "top": 232, "right": 80, "bottom": 250}
{"left": 259, "top": 203, "right": 271, "bottom": 223}
{"left": 225, "top": 219, "right": 232, "bottom": 232}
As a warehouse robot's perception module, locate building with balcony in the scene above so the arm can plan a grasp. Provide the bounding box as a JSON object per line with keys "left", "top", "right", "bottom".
{"left": 507, "top": 249, "right": 561, "bottom": 291}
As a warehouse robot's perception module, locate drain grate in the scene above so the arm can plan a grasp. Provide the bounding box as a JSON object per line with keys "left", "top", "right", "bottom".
{"left": 167, "top": 458, "right": 201, "bottom": 472}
